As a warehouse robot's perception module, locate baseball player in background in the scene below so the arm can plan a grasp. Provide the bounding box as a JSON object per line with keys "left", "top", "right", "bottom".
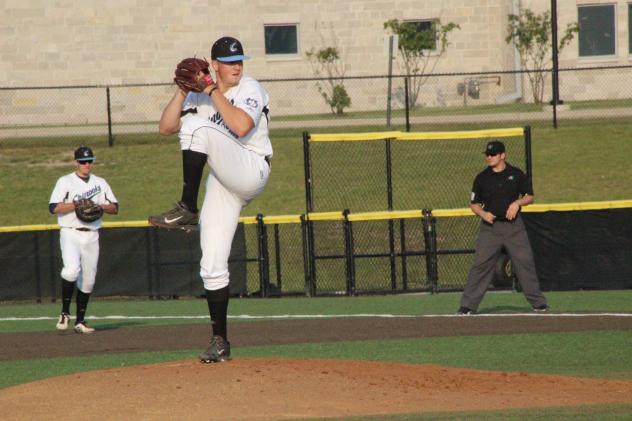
{"left": 149, "top": 36, "right": 272, "bottom": 362}
{"left": 457, "top": 141, "right": 548, "bottom": 315}
{"left": 49, "top": 146, "right": 119, "bottom": 333}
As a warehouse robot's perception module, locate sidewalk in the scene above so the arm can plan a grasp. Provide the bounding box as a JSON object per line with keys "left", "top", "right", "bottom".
{"left": 1, "top": 106, "right": 629, "bottom": 140}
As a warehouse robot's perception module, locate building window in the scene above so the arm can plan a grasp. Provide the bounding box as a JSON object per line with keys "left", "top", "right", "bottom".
{"left": 404, "top": 19, "right": 436, "bottom": 51}
{"left": 264, "top": 24, "right": 298, "bottom": 56}
{"left": 629, "top": 4, "right": 632, "bottom": 54}
{"left": 578, "top": 4, "right": 616, "bottom": 57}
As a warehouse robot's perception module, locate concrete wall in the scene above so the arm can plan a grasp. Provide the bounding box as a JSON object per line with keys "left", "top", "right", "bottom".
{"left": 1, "top": 0, "right": 516, "bottom": 86}
{"left": 1, "top": 0, "right": 631, "bottom": 129}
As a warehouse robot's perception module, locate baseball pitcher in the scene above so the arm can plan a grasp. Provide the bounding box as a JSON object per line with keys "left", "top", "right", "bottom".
{"left": 149, "top": 37, "right": 272, "bottom": 362}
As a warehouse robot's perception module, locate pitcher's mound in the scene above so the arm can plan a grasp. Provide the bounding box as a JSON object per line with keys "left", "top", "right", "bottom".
{"left": 3, "top": 358, "right": 632, "bottom": 420}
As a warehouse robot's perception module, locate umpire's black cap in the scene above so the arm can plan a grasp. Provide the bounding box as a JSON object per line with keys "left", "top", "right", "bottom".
{"left": 483, "top": 141, "right": 505, "bottom": 155}
{"left": 74, "top": 146, "right": 95, "bottom": 162}
{"left": 211, "top": 36, "right": 250, "bottom": 62}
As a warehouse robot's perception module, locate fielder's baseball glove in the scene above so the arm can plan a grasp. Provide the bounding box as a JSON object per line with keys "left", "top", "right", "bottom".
{"left": 174, "top": 58, "right": 213, "bottom": 93}
{"left": 74, "top": 199, "right": 103, "bottom": 223}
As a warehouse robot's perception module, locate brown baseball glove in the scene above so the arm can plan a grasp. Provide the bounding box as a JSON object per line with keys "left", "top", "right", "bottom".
{"left": 174, "top": 58, "right": 213, "bottom": 93}
{"left": 74, "top": 199, "right": 103, "bottom": 223}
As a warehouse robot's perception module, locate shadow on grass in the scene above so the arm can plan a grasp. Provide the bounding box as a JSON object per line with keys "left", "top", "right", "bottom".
{"left": 480, "top": 305, "right": 532, "bottom": 314}
{"left": 91, "top": 321, "right": 144, "bottom": 331}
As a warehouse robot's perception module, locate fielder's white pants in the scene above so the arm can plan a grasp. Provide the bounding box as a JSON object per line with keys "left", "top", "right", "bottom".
{"left": 59, "top": 228, "right": 99, "bottom": 293}
{"left": 182, "top": 126, "right": 270, "bottom": 291}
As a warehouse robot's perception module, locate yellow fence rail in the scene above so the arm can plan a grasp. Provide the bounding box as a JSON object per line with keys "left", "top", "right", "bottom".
{"left": 2, "top": 199, "right": 631, "bottom": 233}
{"left": 309, "top": 128, "right": 525, "bottom": 142}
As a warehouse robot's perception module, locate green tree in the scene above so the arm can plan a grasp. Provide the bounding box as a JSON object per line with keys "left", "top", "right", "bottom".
{"left": 384, "top": 19, "right": 460, "bottom": 108}
{"left": 306, "top": 47, "right": 351, "bottom": 115}
{"left": 506, "top": 7, "right": 578, "bottom": 105}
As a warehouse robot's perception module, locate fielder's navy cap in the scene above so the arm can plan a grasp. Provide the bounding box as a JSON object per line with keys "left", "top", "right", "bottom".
{"left": 74, "top": 145, "right": 95, "bottom": 162}
{"left": 211, "top": 37, "right": 250, "bottom": 62}
{"left": 484, "top": 141, "right": 505, "bottom": 155}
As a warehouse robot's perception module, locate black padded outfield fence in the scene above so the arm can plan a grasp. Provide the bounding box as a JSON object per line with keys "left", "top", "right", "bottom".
{"left": 2, "top": 200, "right": 632, "bottom": 302}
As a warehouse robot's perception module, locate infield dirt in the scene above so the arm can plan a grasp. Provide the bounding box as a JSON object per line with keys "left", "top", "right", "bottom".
{"left": 2, "top": 315, "right": 632, "bottom": 420}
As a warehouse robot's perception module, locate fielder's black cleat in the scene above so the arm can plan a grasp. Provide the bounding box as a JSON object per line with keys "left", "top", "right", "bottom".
{"left": 456, "top": 306, "right": 474, "bottom": 315}
{"left": 533, "top": 305, "right": 550, "bottom": 313}
{"left": 148, "top": 201, "right": 199, "bottom": 232}
{"left": 200, "top": 335, "right": 231, "bottom": 363}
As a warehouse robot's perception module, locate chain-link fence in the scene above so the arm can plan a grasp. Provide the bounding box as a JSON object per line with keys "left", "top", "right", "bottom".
{"left": 2, "top": 66, "right": 632, "bottom": 147}
{"left": 304, "top": 128, "right": 530, "bottom": 213}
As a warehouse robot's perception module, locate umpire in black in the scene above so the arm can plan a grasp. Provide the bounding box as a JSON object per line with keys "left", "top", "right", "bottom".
{"left": 457, "top": 141, "right": 548, "bottom": 315}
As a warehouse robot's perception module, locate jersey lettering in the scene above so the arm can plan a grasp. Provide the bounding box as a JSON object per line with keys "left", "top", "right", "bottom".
{"left": 209, "top": 111, "right": 238, "bottom": 138}
{"left": 73, "top": 185, "right": 102, "bottom": 202}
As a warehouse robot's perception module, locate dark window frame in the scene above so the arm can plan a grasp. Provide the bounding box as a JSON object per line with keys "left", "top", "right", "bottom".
{"left": 264, "top": 24, "right": 299, "bottom": 57}
{"left": 578, "top": 4, "right": 616, "bottom": 57}
{"left": 628, "top": 3, "right": 632, "bottom": 54}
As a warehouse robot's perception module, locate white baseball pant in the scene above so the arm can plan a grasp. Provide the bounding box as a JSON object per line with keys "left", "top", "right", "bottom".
{"left": 181, "top": 126, "right": 270, "bottom": 291}
{"left": 59, "top": 228, "right": 99, "bottom": 293}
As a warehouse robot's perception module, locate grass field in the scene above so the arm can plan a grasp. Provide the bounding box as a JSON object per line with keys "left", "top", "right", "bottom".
{"left": 1, "top": 118, "right": 632, "bottom": 226}
{"left": 2, "top": 111, "right": 632, "bottom": 419}
{"left": 1, "top": 291, "right": 632, "bottom": 420}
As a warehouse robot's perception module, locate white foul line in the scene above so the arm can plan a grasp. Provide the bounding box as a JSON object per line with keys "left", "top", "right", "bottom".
{"left": 1, "top": 313, "right": 632, "bottom": 322}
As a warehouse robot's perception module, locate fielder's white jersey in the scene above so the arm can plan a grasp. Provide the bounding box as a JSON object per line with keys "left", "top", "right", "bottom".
{"left": 181, "top": 75, "right": 272, "bottom": 157}
{"left": 49, "top": 172, "right": 118, "bottom": 230}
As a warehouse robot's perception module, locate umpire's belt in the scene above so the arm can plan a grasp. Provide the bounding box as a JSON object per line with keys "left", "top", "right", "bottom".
{"left": 74, "top": 227, "right": 92, "bottom": 232}
{"left": 493, "top": 215, "right": 520, "bottom": 223}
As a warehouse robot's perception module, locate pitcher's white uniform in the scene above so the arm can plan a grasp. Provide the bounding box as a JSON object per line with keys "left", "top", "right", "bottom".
{"left": 49, "top": 173, "right": 118, "bottom": 293}
{"left": 180, "top": 75, "right": 272, "bottom": 291}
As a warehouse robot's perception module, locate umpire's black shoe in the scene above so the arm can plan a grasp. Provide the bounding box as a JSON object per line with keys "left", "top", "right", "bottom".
{"left": 456, "top": 306, "right": 474, "bottom": 315}
{"left": 200, "top": 335, "right": 231, "bottom": 363}
{"left": 148, "top": 201, "right": 199, "bottom": 231}
{"left": 533, "top": 305, "right": 550, "bottom": 313}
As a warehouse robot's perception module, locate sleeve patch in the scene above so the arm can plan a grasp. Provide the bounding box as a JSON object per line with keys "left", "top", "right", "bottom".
{"left": 245, "top": 98, "right": 259, "bottom": 109}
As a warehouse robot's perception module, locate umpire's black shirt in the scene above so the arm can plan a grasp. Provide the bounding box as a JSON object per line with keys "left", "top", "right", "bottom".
{"left": 470, "top": 163, "right": 532, "bottom": 220}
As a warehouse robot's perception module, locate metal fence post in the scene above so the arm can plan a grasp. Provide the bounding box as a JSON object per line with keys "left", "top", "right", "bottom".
{"left": 300, "top": 214, "right": 315, "bottom": 297}
{"left": 106, "top": 86, "right": 114, "bottom": 147}
{"left": 399, "top": 218, "right": 408, "bottom": 291}
{"left": 303, "top": 131, "right": 313, "bottom": 213}
{"left": 273, "top": 224, "right": 282, "bottom": 292}
{"left": 256, "top": 213, "right": 270, "bottom": 297}
{"left": 388, "top": 219, "right": 397, "bottom": 292}
{"left": 343, "top": 209, "right": 356, "bottom": 296}
{"left": 386, "top": 35, "right": 394, "bottom": 127}
{"left": 404, "top": 77, "right": 411, "bottom": 132}
{"left": 551, "top": 0, "right": 560, "bottom": 129}
{"left": 524, "top": 125, "right": 533, "bottom": 182}
{"left": 385, "top": 139, "right": 394, "bottom": 210}
{"left": 422, "top": 209, "right": 439, "bottom": 293}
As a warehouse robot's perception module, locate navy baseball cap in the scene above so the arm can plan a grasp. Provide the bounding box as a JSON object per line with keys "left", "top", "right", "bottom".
{"left": 74, "top": 145, "right": 95, "bottom": 162}
{"left": 483, "top": 141, "right": 505, "bottom": 155}
{"left": 211, "top": 37, "right": 250, "bottom": 62}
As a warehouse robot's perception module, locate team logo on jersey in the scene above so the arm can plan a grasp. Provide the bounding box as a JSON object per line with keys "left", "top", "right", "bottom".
{"left": 508, "top": 175, "right": 515, "bottom": 181}
{"left": 245, "top": 98, "right": 259, "bottom": 109}
{"left": 73, "top": 185, "right": 102, "bottom": 202}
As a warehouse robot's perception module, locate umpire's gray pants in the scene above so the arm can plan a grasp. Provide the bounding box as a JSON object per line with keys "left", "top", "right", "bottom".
{"left": 460, "top": 216, "right": 547, "bottom": 311}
